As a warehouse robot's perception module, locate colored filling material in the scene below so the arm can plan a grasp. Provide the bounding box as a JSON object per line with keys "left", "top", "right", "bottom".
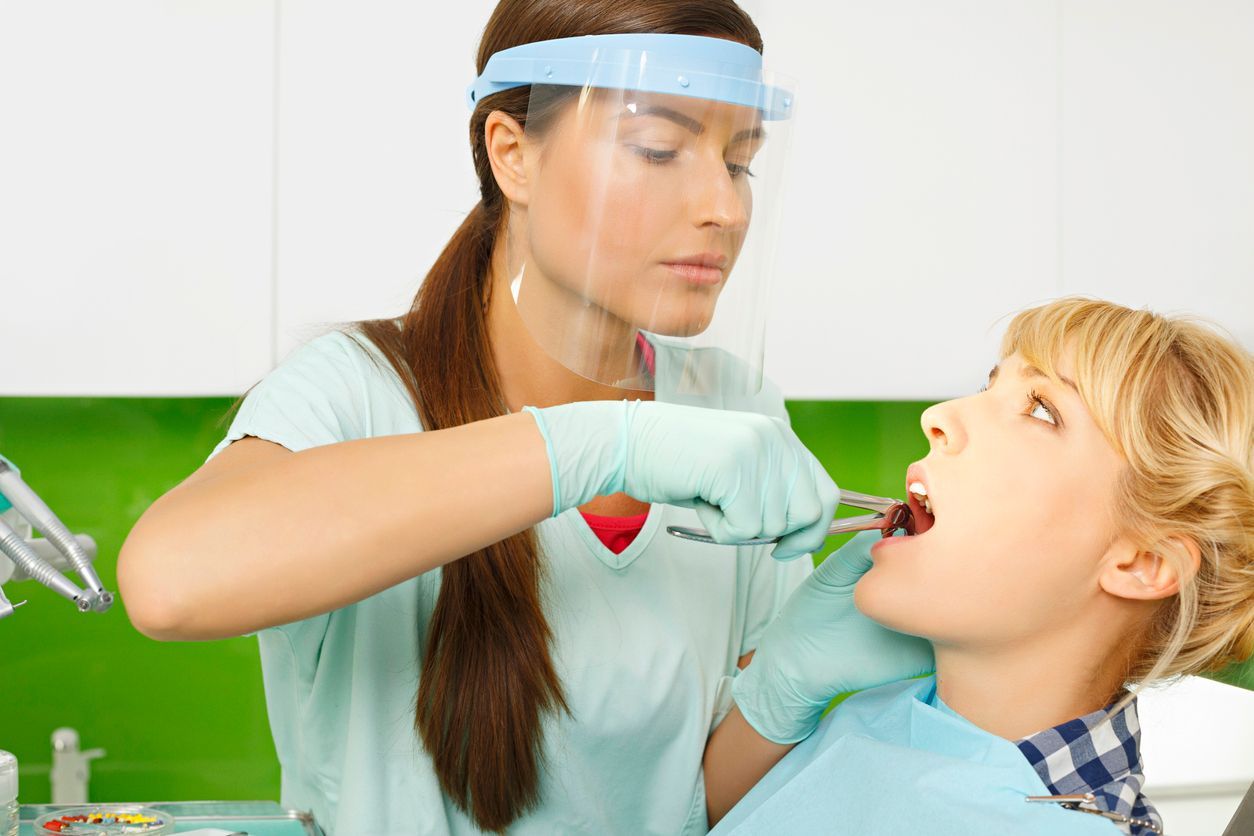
{"left": 35, "top": 806, "right": 173, "bottom": 835}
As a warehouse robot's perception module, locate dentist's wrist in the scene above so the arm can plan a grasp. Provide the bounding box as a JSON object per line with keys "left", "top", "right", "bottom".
{"left": 523, "top": 401, "right": 630, "bottom": 516}
{"left": 731, "top": 661, "right": 825, "bottom": 746}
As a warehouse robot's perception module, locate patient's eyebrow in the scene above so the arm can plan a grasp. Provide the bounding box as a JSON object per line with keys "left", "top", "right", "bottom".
{"left": 1021, "top": 363, "right": 1079, "bottom": 394}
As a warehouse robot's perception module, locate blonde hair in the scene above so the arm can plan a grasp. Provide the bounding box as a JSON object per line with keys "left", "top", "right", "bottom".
{"left": 1001, "top": 297, "right": 1254, "bottom": 687}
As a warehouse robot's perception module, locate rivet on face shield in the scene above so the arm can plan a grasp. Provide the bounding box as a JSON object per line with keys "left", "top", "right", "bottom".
{"left": 678, "top": 75, "right": 690, "bottom": 88}
{"left": 544, "top": 65, "right": 553, "bottom": 78}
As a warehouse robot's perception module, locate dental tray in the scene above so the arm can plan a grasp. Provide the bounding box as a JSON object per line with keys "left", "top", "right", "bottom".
{"left": 33, "top": 806, "right": 174, "bottom": 835}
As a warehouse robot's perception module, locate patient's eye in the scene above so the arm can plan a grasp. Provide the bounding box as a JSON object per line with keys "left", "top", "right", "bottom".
{"left": 1026, "top": 390, "right": 1058, "bottom": 426}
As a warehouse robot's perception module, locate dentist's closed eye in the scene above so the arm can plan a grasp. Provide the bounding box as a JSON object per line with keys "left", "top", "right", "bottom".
{"left": 631, "top": 146, "right": 679, "bottom": 164}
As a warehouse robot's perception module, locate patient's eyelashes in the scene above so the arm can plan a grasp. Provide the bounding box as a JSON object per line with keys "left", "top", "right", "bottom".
{"left": 1025, "top": 390, "right": 1060, "bottom": 427}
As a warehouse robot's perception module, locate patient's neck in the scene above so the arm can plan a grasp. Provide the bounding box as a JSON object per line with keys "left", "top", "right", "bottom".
{"left": 932, "top": 626, "right": 1130, "bottom": 741}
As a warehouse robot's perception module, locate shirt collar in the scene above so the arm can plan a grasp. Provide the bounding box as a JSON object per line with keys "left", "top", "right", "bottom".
{"left": 1015, "top": 694, "right": 1163, "bottom": 835}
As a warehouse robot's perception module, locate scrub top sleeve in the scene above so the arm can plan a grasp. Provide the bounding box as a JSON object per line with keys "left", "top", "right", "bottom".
{"left": 206, "top": 330, "right": 378, "bottom": 461}
{"left": 202, "top": 330, "right": 383, "bottom": 645}
{"left": 739, "top": 549, "right": 812, "bottom": 658}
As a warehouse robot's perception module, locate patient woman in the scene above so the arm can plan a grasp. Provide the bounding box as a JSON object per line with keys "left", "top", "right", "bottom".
{"left": 710, "top": 298, "right": 1254, "bottom": 835}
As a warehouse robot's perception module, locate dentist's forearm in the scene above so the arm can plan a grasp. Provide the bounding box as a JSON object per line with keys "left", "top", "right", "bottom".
{"left": 119, "top": 412, "right": 554, "bottom": 640}
{"left": 702, "top": 703, "right": 795, "bottom": 826}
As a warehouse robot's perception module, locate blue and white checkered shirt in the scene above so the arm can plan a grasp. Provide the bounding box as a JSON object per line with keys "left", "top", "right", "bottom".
{"left": 1016, "top": 694, "right": 1163, "bottom": 835}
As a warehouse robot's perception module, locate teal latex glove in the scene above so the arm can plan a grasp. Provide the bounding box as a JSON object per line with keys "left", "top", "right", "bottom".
{"left": 731, "top": 530, "right": 936, "bottom": 743}
{"left": 525, "top": 400, "right": 839, "bottom": 561}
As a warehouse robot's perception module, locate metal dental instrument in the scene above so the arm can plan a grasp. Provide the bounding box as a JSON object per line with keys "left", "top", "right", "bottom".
{"left": 666, "top": 489, "right": 915, "bottom": 546}
{"left": 0, "top": 457, "right": 113, "bottom": 616}
{"left": 1025, "top": 794, "right": 1164, "bottom": 835}
{"left": 0, "top": 515, "right": 93, "bottom": 612}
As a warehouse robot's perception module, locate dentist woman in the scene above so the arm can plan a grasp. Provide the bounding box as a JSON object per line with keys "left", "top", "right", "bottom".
{"left": 119, "top": 1, "right": 930, "bottom": 833}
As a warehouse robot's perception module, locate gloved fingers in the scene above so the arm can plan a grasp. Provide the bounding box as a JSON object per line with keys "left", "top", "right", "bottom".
{"left": 758, "top": 441, "right": 796, "bottom": 541}
{"left": 693, "top": 499, "right": 761, "bottom": 544}
{"left": 771, "top": 454, "right": 837, "bottom": 561}
{"left": 813, "top": 529, "right": 881, "bottom": 587}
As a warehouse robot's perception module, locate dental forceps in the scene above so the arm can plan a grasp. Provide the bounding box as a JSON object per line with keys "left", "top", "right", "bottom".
{"left": 666, "top": 489, "right": 914, "bottom": 546}
{"left": 0, "top": 457, "right": 112, "bottom": 616}
{"left": 1025, "top": 794, "right": 1164, "bottom": 835}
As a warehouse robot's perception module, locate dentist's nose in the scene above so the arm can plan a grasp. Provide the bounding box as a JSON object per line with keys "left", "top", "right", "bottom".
{"left": 693, "top": 156, "right": 750, "bottom": 232}
{"left": 920, "top": 399, "right": 968, "bottom": 455}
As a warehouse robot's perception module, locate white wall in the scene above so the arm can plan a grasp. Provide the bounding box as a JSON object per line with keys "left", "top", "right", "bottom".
{"left": 1, "top": 1, "right": 1250, "bottom": 398}
{"left": 0, "top": 0, "right": 276, "bottom": 396}
{"left": 747, "top": 0, "right": 1254, "bottom": 399}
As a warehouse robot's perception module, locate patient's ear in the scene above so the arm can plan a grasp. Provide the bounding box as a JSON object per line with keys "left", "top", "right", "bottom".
{"left": 1099, "top": 535, "right": 1202, "bottom": 601}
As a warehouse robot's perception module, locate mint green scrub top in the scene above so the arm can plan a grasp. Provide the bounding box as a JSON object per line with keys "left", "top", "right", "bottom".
{"left": 206, "top": 331, "right": 812, "bottom": 836}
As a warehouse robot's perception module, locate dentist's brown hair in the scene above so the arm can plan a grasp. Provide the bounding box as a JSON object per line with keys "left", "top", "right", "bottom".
{"left": 355, "top": 0, "right": 764, "bottom": 830}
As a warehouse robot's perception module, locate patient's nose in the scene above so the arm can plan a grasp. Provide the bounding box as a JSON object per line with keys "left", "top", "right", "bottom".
{"left": 921, "top": 400, "right": 967, "bottom": 455}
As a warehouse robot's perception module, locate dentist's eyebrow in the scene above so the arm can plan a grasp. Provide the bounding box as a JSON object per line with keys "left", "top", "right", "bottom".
{"left": 620, "top": 104, "right": 766, "bottom": 143}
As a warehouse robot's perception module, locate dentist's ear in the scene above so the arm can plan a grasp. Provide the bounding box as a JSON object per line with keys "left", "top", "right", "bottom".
{"left": 484, "top": 111, "right": 532, "bottom": 206}
{"left": 1100, "top": 535, "right": 1202, "bottom": 602}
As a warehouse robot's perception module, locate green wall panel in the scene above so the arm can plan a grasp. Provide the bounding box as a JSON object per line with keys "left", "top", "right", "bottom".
{"left": 0, "top": 396, "right": 1249, "bottom": 804}
{"left": 0, "top": 397, "right": 277, "bottom": 803}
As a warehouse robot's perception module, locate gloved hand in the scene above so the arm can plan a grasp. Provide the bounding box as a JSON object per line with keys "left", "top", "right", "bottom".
{"left": 731, "top": 531, "right": 936, "bottom": 743}
{"left": 525, "top": 400, "right": 839, "bottom": 561}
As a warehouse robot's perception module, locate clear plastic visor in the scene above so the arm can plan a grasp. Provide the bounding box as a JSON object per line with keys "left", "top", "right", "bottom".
{"left": 501, "top": 68, "right": 794, "bottom": 396}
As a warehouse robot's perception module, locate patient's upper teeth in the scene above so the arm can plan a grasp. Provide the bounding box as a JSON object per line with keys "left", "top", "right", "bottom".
{"left": 909, "top": 481, "right": 927, "bottom": 497}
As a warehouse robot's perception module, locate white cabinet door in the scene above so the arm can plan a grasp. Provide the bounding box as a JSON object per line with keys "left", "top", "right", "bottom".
{"left": 1059, "top": 0, "right": 1254, "bottom": 348}
{"left": 751, "top": 0, "right": 1060, "bottom": 400}
{"left": 273, "top": 0, "right": 490, "bottom": 357}
{"left": 0, "top": 0, "right": 275, "bottom": 396}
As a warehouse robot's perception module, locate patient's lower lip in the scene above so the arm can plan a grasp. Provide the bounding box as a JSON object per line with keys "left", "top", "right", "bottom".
{"left": 870, "top": 535, "right": 907, "bottom": 555}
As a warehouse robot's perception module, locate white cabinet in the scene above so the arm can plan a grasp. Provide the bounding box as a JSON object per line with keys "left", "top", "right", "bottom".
{"left": 750, "top": 1, "right": 1061, "bottom": 400}
{"left": 0, "top": 0, "right": 275, "bottom": 396}
{"left": 2, "top": 1, "right": 1250, "bottom": 398}
{"left": 272, "top": 0, "right": 488, "bottom": 356}
{"left": 1058, "top": 0, "right": 1254, "bottom": 340}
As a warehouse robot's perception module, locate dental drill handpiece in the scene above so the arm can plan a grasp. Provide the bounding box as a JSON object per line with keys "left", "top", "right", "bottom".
{"left": 0, "top": 515, "right": 92, "bottom": 613}
{"left": 0, "top": 460, "right": 112, "bottom": 612}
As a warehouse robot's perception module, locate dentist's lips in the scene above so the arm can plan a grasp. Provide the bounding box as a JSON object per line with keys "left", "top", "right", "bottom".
{"left": 662, "top": 253, "right": 727, "bottom": 286}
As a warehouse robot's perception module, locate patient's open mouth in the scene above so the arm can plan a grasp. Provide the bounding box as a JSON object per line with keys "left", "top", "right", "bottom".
{"left": 905, "top": 479, "right": 936, "bottom": 535}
